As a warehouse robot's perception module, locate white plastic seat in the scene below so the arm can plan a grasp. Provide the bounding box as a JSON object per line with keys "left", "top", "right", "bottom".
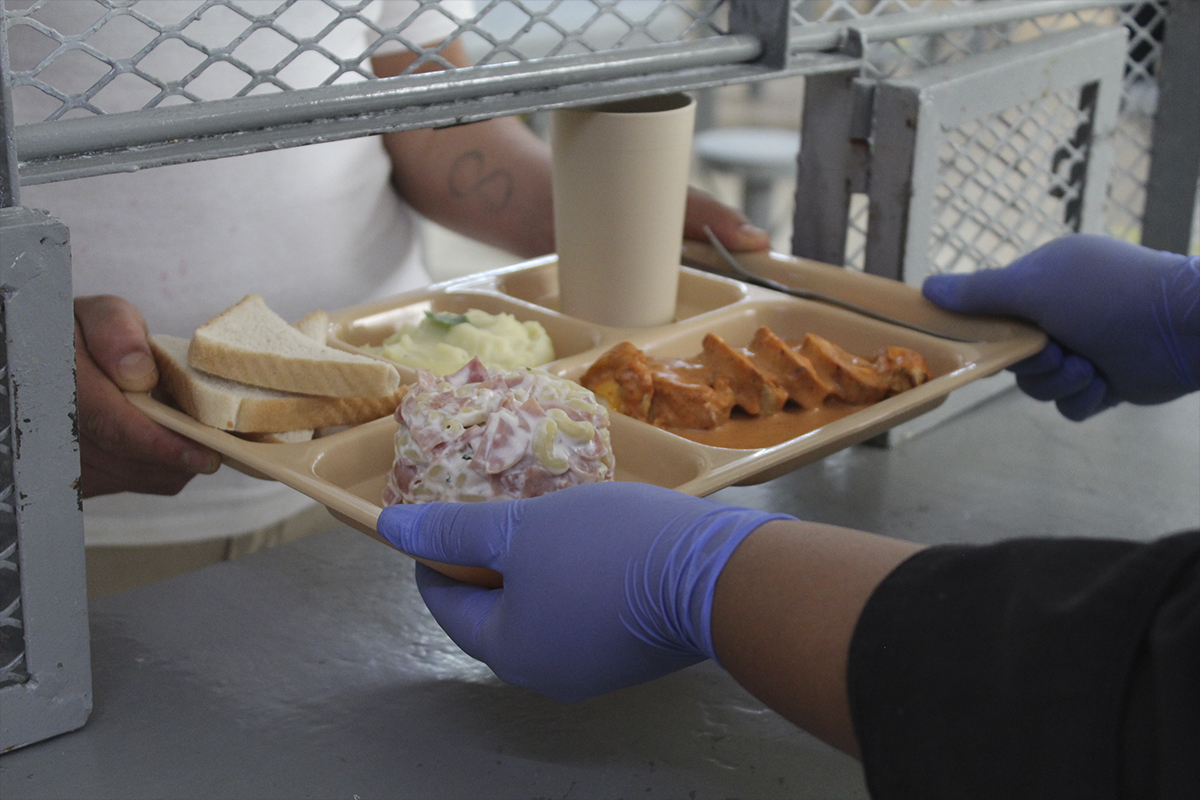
{"left": 693, "top": 126, "right": 801, "bottom": 230}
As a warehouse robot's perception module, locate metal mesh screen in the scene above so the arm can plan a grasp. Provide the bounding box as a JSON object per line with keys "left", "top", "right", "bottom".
{"left": 5, "top": 0, "right": 1188, "bottom": 254}
{"left": 931, "top": 86, "right": 1093, "bottom": 275}
{"left": 791, "top": 1, "right": 1185, "bottom": 269}
{"left": 456, "top": 0, "right": 727, "bottom": 63}
{"left": 0, "top": 303, "right": 27, "bottom": 689}
{"left": 1105, "top": 0, "right": 1166, "bottom": 244}
{"left": 3, "top": 0, "right": 728, "bottom": 122}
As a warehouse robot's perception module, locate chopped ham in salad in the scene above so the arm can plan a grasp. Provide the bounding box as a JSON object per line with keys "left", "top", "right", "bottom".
{"left": 384, "top": 359, "right": 615, "bottom": 504}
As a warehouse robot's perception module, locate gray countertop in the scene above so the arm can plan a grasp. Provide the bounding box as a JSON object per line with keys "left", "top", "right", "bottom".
{"left": 3, "top": 388, "right": 1197, "bottom": 800}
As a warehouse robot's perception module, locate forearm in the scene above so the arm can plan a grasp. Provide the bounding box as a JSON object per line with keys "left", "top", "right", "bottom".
{"left": 382, "top": 117, "right": 555, "bottom": 257}
{"left": 710, "top": 519, "right": 923, "bottom": 757}
{"left": 373, "top": 44, "right": 555, "bottom": 258}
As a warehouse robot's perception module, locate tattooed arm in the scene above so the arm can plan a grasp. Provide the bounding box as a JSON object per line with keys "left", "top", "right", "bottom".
{"left": 373, "top": 43, "right": 771, "bottom": 259}
{"left": 374, "top": 43, "right": 556, "bottom": 258}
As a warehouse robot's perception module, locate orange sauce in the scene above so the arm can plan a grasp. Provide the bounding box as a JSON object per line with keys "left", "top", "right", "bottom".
{"left": 666, "top": 402, "right": 868, "bottom": 450}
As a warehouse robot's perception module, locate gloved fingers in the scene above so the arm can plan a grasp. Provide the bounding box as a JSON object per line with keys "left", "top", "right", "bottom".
{"left": 922, "top": 269, "right": 1032, "bottom": 318}
{"left": 1015, "top": 353, "right": 1096, "bottom": 401}
{"left": 377, "top": 501, "right": 512, "bottom": 570}
{"left": 1008, "top": 342, "right": 1064, "bottom": 376}
{"left": 1055, "top": 375, "right": 1113, "bottom": 421}
{"left": 413, "top": 562, "right": 499, "bottom": 662}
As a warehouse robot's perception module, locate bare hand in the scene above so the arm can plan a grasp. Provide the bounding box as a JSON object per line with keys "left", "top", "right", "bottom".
{"left": 684, "top": 186, "right": 772, "bottom": 252}
{"left": 74, "top": 295, "right": 221, "bottom": 498}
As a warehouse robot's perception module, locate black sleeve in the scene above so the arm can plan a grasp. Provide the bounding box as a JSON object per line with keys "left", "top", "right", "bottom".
{"left": 847, "top": 529, "right": 1200, "bottom": 800}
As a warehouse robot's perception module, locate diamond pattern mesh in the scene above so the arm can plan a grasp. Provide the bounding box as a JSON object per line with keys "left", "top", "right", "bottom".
{"left": 793, "top": 1, "right": 1185, "bottom": 268}
{"left": 0, "top": 305, "right": 27, "bottom": 689}
{"left": 1105, "top": 1, "right": 1166, "bottom": 244}
{"left": 3, "top": 0, "right": 728, "bottom": 121}
{"left": 930, "top": 88, "right": 1092, "bottom": 275}
{"left": 4, "top": 1, "right": 1188, "bottom": 254}
{"left": 458, "top": 0, "right": 726, "bottom": 64}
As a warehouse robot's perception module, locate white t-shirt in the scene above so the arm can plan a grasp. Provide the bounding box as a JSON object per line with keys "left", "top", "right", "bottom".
{"left": 13, "top": 1, "right": 467, "bottom": 545}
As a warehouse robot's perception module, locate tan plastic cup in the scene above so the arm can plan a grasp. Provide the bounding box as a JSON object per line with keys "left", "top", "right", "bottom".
{"left": 551, "top": 93, "right": 696, "bottom": 327}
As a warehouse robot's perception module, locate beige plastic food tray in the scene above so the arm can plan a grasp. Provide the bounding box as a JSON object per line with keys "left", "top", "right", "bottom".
{"left": 128, "top": 245, "right": 1045, "bottom": 579}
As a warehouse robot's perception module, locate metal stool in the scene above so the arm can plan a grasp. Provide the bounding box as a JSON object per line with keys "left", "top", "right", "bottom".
{"left": 693, "top": 126, "right": 801, "bottom": 230}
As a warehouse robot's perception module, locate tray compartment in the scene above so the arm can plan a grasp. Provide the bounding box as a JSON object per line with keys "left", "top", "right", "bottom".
{"left": 310, "top": 417, "right": 398, "bottom": 507}
{"left": 607, "top": 417, "right": 712, "bottom": 487}
{"left": 554, "top": 298, "right": 969, "bottom": 453}
{"left": 326, "top": 290, "right": 605, "bottom": 379}
{"left": 491, "top": 261, "right": 748, "bottom": 323}
{"left": 637, "top": 300, "right": 969, "bottom": 377}
{"left": 559, "top": 299, "right": 967, "bottom": 377}
{"left": 307, "top": 407, "right": 710, "bottom": 512}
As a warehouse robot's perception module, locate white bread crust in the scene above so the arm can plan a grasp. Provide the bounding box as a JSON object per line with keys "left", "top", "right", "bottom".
{"left": 189, "top": 295, "right": 398, "bottom": 397}
{"left": 291, "top": 309, "right": 329, "bottom": 345}
{"left": 238, "top": 429, "right": 316, "bottom": 444}
{"left": 152, "top": 334, "right": 404, "bottom": 432}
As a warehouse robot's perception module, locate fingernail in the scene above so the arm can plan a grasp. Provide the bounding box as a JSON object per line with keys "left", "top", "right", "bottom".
{"left": 183, "top": 449, "right": 221, "bottom": 474}
{"left": 737, "top": 222, "right": 770, "bottom": 246}
{"left": 118, "top": 351, "right": 156, "bottom": 383}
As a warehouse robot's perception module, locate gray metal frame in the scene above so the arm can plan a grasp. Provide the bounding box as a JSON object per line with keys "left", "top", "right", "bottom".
{"left": 7, "top": 0, "right": 1141, "bottom": 187}
{"left": 869, "top": 25, "right": 1126, "bottom": 284}
{"left": 882, "top": 26, "right": 1125, "bottom": 439}
{"left": 796, "top": 25, "right": 1127, "bottom": 442}
{"left": 0, "top": 207, "right": 91, "bottom": 753}
{"left": 12, "top": 0, "right": 853, "bottom": 186}
{"left": 795, "top": 24, "right": 1127, "bottom": 274}
{"left": 1141, "top": 0, "right": 1200, "bottom": 254}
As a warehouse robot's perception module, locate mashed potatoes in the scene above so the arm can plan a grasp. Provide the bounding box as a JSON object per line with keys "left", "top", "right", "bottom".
{"left": 367, "top": 309, "right": 555, "bottom": 375}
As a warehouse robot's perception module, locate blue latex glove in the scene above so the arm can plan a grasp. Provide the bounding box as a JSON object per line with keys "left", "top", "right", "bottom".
{"left": 377, "top": 482, "right": 792, "bottom": 703}
{"left": 922, "top": 234, "right": 1200, "bottom": 420}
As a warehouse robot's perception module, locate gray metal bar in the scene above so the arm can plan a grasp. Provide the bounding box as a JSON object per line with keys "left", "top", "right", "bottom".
{"left": 19, "top": 51, "right": 859, "bottom": 186}
{"left": 728, "top": 0, "right": 792, "bottom": 69}
{"left": 1075, "top": 38, "right": 1125, "bottom": 236}
{"left": 1141, "top": 0, "right": 1200, "bottom": 254}
{"left": 792, "top": 72, "right": 864, "bottom": 266}
{"left": 16, "top": 37, "right": 760, "bottom": 163}
{"left": 0, "top": 21, "right": 19, "bottom": 208}
{"left": 787, "top": 25, "right": 846, "bottom": 56}
{"left": 861, "top": 80, "right": 918, "bottom": 282}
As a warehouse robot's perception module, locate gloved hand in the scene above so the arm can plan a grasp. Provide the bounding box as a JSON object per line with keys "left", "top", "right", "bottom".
{"left": 922, "top": 234, "right": 1199, "bottom": 420}
{"left": 377, "top": 482, "right": 792, "bottom": 703}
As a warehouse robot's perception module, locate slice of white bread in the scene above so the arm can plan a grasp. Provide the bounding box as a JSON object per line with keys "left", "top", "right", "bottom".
{"left": 291, "top": 309, "right": 329, "bottom": 345}
{"left": 236, "top": 310, "right": 331, "bottom": 442}
{"left": 188, "top": 294, "right": 398, "bottom": 398}
{"left": 233, "top": 310, "right": 329, "bottom": 442}
{"left": 152, "top": 334, "right": 405, "bottom": 433}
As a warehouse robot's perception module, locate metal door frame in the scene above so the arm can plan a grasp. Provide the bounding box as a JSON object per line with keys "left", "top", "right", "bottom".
{"left": 795, "top": 25, "right": 1128, "bottom": 441}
